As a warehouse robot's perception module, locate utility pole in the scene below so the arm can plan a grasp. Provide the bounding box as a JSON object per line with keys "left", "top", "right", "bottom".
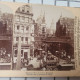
{"left": 16, "top": 36, "right": 21, "bottom": 70}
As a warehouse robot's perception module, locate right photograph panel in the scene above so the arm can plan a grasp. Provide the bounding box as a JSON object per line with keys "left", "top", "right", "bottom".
{"left": 13, "top": 4, "right": 75, "bottom": 71}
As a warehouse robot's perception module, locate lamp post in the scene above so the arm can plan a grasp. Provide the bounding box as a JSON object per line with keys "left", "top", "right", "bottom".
{"left": 16, "top": 36, "right": 21, "bottom": 70}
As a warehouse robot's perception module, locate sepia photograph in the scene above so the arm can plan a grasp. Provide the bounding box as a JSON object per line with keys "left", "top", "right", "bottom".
{"left": 0, "top": 2, "right": 76, "bottom": 72}
{"left": 12, "top": 4, "right": 75, "bottom": 71}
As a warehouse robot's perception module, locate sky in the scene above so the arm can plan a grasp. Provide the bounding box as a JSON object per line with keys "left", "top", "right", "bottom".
{"left": 31, "top": 4, "right": 74, "bottom": 30}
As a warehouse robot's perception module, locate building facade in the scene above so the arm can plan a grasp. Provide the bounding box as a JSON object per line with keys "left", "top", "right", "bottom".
{"left": 13, "top": 5, "right": 34, "bottom": 64}
{"left": 36, "top": 13, "right": 46, "bottom": 36}
{"left": 0, "top": 10, "right": 13, "bottom": 70}
{"left": 56, "top": 16, "right": 74, "bottom": 41}
{"left": 55, "top": 16, "right": 74, "bottom": 58}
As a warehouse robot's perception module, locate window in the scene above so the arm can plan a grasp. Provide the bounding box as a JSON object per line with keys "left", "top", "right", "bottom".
{"left": 16, "top": 15, "right": 20, "bottom": 21}
{"left": 70, "top": 1, "right": 80, "bottom": 7}
{"left": 26, "top": 6, "right": 30, "bottom": 13}
{"left": 27, "top": 10, "right": 29, "bottom": 13}
{"left": 14, "top": 50, "right": 17, "bottom": 57}
{"left": 43, "top": 0, "right": 54, "bottom": 5}
{"left": 15, "top": 0, "right": 26, "bottom": 3}
{"left": 26, "top": 26, "right": 29, "bottom": 30}
{"left": 25, "top": 17, "right": 28, "bottom": 22}
{"left": 24, "top": 52, "right": 28, "bottom": 59}
{"left": 30, "top": 0, "right": 41, "bottom": 4}
{"left": 21, "top": 16, "right": 25, "bottom": 22}
{"left": 21, "top": 37, "right": 24, "bottom": 41}
{"left": 14, "top": 50, "right": 23, "bottom": 57}
{"left": 25, "top": 37, "right": 28, "bottom": 41}
{"left": 22, "top": 16, "right": 25, "bottom": 20}
{"left": 17, "top": 25, "right": 20, "bottom": 30}
{"left": 22, "top": 6, "right": 25, "bottom": 12}
{"left": 16, "top": 37, "right": 19, "bottom": 41}
{"left": 56, "top": 1, "right": 67, "bottom": 6}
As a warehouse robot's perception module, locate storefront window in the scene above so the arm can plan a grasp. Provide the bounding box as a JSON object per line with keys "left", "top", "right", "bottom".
{"left": 24, "top": 52, "right": 28, "bottom": 59}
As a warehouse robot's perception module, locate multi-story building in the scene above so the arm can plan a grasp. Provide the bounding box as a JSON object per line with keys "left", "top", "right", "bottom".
{"left": 2, "top": 13, "right": 13, "bottom": 33}
{"left": 56, "top": 16, "right": 74, "bottom": 41}
{"left": 0, "top": 11, "right": 13, "bottom": 70}
{"left": 13, "top": 5, "right": 34, "bottom": 63}
{"left": 55, "top": 16, "right": 74, "bottom": 58}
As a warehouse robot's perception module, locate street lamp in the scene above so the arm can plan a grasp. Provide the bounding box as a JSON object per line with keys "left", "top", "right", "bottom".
{"left": 16, "top": 36, "right": 21, "bottom": 70}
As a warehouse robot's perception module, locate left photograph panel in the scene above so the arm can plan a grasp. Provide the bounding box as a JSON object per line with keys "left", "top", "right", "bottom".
{"left": 0, "top": 3, "right": 13, "bottom": 70}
